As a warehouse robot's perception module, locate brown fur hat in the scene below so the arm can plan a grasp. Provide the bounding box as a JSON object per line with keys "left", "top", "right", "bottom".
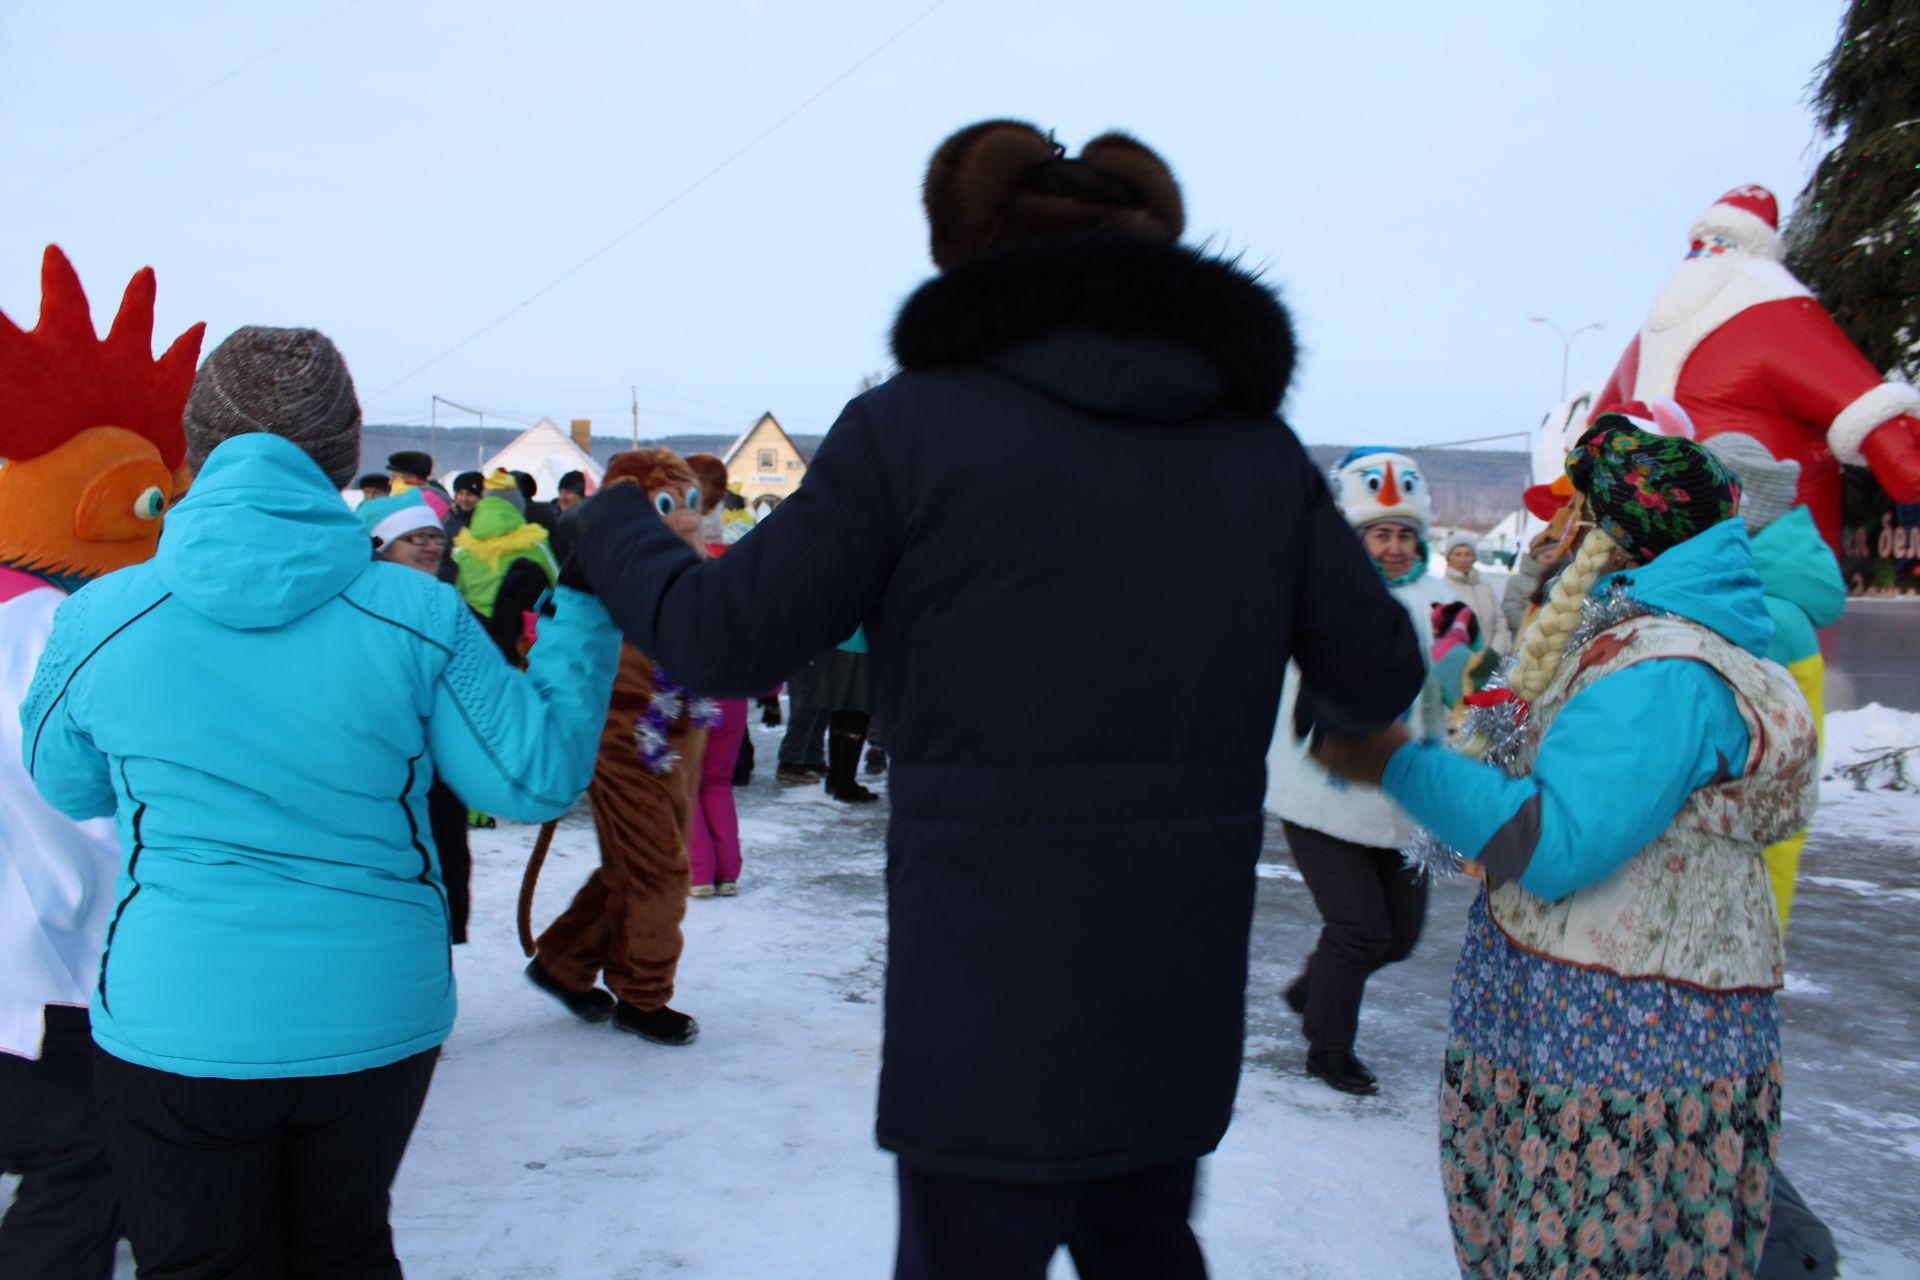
{"left": 682, "top": 452, "right": 729, "bottom": 515}
{"left": 923, "top": 120, "right": 1184, "bottom": 270}
{"left": 604, "top": 446, "right": 694, "bottom": 496}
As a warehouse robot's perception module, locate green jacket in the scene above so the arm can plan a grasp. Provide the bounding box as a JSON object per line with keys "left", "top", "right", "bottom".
{"left": 452, "top": 496, "right": 557, "bottom": 616}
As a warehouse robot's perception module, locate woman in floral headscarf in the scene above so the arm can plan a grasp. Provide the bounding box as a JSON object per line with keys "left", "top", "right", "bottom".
{"left": 1314, "top": 417, "right": 1819, "bottom": 1279}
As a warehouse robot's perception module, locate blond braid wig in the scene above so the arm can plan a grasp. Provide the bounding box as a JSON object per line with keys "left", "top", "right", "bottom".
{"left": 1459, "top": 526, "right": 1618, "bottom": 761}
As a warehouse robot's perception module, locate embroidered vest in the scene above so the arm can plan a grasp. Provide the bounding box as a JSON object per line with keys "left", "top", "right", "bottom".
{"left": 1487, "top": 615, "right": 1817, "bottom": 991}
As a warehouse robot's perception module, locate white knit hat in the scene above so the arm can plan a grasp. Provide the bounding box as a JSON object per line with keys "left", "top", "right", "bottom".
{"left": 357, "top": 492, "right": 441, "bottom": 550}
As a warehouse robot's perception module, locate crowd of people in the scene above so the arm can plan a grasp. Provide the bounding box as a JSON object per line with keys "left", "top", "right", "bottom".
{"left": 0, "top": 114, "right": 1852, "bottom": 1280}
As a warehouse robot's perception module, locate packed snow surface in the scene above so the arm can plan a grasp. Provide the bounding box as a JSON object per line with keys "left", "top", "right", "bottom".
{"left": 399, "top": 716, "right": 1920, "bottom": 1277}
{"left": 11, "top": 713, "right": 1914, "bottom": 1277}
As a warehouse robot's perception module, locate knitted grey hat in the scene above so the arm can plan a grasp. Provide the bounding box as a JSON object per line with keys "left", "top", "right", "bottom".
{"left": 183, "top": 326, "right": 362, "bottom": 489}
{"left": 1702, "top": 433, "right": 1800, "bottom": 535}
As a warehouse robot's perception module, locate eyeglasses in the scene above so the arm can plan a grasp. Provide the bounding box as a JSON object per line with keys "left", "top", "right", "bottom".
{"left": 398, "top": 530, "right": 447, "bottom": 548}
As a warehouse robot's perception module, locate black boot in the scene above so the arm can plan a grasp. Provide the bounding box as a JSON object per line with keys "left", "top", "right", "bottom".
{"left": 612, "top": 1001, "right": 699, "bottom": 1046}
{"left": 732, "top": 734, "right": 755, "bottom": 787}
{"left": 525, "top": 960, "right": 615, "bottom": 1023}
{"left": 825, "top": 728, "right": 879, "bottom": 804}
{"left": 1306, "top": 1048, "right": 1378, "bottom": 1096}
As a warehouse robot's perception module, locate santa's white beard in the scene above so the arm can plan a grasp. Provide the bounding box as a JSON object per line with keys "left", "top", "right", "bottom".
{"left": 1648, "top": 252, "right": 1740, "bottom": 334}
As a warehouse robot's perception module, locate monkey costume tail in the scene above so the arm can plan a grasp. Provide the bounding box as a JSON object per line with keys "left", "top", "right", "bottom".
{"left": 517, "top": 820, "right": 559, "bottom": 957}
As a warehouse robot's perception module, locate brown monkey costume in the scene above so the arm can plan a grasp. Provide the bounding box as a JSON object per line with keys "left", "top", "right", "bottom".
{"left": 529, "top": 449, "right": 714, "bottom": 1045}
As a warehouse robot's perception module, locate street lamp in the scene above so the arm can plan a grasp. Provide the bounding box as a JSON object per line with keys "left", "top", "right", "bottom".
{"left": 1529, "top": 316, "right": 1605, "bottom": 401}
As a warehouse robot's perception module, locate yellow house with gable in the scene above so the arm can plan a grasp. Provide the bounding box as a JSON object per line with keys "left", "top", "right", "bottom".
{"left": 722, "top": 412, "right": 809, "bottom": 514}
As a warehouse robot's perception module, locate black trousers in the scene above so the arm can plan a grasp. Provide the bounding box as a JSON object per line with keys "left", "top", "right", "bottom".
{"left": 826, "top": 710, "right": 873, "bottom": 792}
{"left": 1282, "top": 820, "right": 1428, "bottom": 1053}
{"left": 93, "top": 1048, "right": 439, "bottom": 1279}
{"left": 777, "top": 664, "right": 829, "bottom": 768}
{"left": 0, "top": 1006, "right": 121, "bottom": 1280}
{"left": 894, "top": 1158, "right": 1207, "bottom": 1280}
{"left": 426, "top": 775, "right": 471, "bottom": 944}
{"left": 1758, "top": 1168, "right": 1838, "bottom": 1279}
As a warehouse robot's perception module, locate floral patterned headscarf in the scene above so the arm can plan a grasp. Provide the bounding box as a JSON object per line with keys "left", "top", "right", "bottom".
{"left": 1565, "top": 416, "right": 1742, "bottom": 565}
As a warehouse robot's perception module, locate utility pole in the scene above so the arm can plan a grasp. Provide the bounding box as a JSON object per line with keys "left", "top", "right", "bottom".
{"left": 431, "top": 396, "right": 489, "bottom": 470}
{"left": 631, "top": 385, "right": 639, "bottom": 448}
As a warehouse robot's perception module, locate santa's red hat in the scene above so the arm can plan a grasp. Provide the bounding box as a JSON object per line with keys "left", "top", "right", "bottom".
{"left": 1688, "top": 185, "right": 1781, "bottom": 260}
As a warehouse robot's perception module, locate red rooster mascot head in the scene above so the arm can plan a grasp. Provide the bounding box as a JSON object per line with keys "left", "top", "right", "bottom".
{"left": 0, "top": 246, "right": 205, "bottom": 584}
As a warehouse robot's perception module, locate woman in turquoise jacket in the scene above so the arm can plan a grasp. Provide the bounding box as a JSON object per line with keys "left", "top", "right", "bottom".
{"left": 1315, "top": 422, "right": 1819, "bottom": 1279}
{"left": 21, "top": 337, "right": 618, "bottom": 1279}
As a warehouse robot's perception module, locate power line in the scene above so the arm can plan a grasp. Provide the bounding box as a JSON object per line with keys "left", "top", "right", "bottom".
{"left": 1420, "top": 431, "right": 1534, "bottom": 450}
{"left": 372, "top": 0, "right": 949, "bottom": 397}
{"left": 1, "top": 0, "right": 367, "bottom": 211}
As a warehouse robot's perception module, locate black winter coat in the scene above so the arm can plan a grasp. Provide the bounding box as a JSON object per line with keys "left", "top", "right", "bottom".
{"left": 578, "top": 233, "right": 1425, "bottom": 1182}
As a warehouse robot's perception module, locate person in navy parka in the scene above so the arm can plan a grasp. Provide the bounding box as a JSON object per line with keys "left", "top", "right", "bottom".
{"left": 21, "top": 326, "right": 619, "bottom": 1279}
{"left": 561, "top": 121, "right": 1426, "bottom": 1278}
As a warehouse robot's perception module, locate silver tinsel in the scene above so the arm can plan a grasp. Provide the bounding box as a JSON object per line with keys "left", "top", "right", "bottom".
{"left": 634, "top": 719, "right": 680, "bottom": 775}
{"left": 1563, "top": 576, "right": 1670, "bottom": 651}
{"left": 1399, "top": 582, "right": 1661, "bottom": 880}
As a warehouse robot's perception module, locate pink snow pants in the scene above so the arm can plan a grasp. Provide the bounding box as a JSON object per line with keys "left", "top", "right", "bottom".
{"left": 688, "top": 698, "right": 748, "bottom": 888}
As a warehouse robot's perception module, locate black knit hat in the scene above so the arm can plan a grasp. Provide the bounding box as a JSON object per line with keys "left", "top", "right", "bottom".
{"left": 557, "top": 470, "right": 586, "bottom": 495}
{"left": 453, "top": 470, "right": 485, "bottom": 494}
{"left": 356, "top": 473, "right": 391, "bottom": 493}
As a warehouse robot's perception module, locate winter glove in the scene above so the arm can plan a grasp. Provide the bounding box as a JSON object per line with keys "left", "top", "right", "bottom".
{"left": 759, "top": 695, "right": 783, "bottom": 727}
{"left": 1861, "top": 416, "right": 1920, "bottom": 504}
{"left": 1309, "top": 721, "right": 1410, "bottom": 787}
{"left": 550, "top": 480, "right": 650, "bottom": 594}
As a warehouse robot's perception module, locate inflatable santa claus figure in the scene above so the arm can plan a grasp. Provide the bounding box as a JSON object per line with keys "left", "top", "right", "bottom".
{"left": 1592, "top": 184, "right": 1920, "bottom": 556}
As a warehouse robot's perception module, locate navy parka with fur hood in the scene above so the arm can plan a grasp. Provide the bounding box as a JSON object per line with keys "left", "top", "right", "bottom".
{"left": 574, "top": 233, "right": 1425, "bottom": 1182}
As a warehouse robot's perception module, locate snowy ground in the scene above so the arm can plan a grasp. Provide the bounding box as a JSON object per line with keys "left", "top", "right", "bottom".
{"left": 20, "top": 710, "right": 1918, "bottom": 1277}
{"left": 393, "top": 711, "right": 1918, "bottom": 1279}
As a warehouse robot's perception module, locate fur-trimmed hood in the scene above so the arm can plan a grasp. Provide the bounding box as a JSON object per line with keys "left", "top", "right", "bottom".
{"left": 890, "top": 233, "right": 1295, "bottom": 420}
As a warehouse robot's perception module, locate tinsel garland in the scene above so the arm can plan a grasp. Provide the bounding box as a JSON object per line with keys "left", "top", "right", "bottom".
{"left": 634, "top": 665, "right": 724, "bottom": 775}
{"left": 1401, "top": 580, "right": 1666, "bottom": 879}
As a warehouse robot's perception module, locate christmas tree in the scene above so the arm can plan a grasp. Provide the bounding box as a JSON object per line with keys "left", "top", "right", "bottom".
{"left": 1785, "top": 0, "right": 1920, "bottom": 383}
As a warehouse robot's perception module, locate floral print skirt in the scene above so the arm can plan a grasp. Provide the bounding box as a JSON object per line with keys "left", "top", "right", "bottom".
{"left": 1441, "top": 893, "right": 1781, "bottom": 1279}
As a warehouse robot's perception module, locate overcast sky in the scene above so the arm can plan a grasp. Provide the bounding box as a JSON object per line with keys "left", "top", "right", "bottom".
{"left": 2, "top": 1, "right": 1845, "bottom": 450}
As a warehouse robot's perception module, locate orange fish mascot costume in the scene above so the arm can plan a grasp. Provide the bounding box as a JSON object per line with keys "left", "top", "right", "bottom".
{"left": 524, "top": 449, "right": 716, "bottom": 1045}
{"left": 0, "top": 245, "right": 204, "bottom": 1278}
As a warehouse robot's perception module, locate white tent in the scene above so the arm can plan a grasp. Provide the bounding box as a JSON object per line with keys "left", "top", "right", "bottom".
{"left": 452, "top": 418, "right": 603, "bottom": 498}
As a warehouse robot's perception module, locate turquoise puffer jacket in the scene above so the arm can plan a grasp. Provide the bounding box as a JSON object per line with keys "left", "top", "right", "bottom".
{"left": 1748, "top": 504, "right": 1846, "bottom": 669}
{"left": 21, "top": 435, "right": 619, "bottom": 1079}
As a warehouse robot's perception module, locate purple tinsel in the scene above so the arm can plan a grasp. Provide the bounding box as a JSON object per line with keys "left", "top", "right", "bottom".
{"left": 634, "top": 666, "right": 724, "bottom": 775}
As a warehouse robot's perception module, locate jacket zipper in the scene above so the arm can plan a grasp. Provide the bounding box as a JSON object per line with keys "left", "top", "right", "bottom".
{"left": 97, "top": 761, "right": 146, "bottom": 1015}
